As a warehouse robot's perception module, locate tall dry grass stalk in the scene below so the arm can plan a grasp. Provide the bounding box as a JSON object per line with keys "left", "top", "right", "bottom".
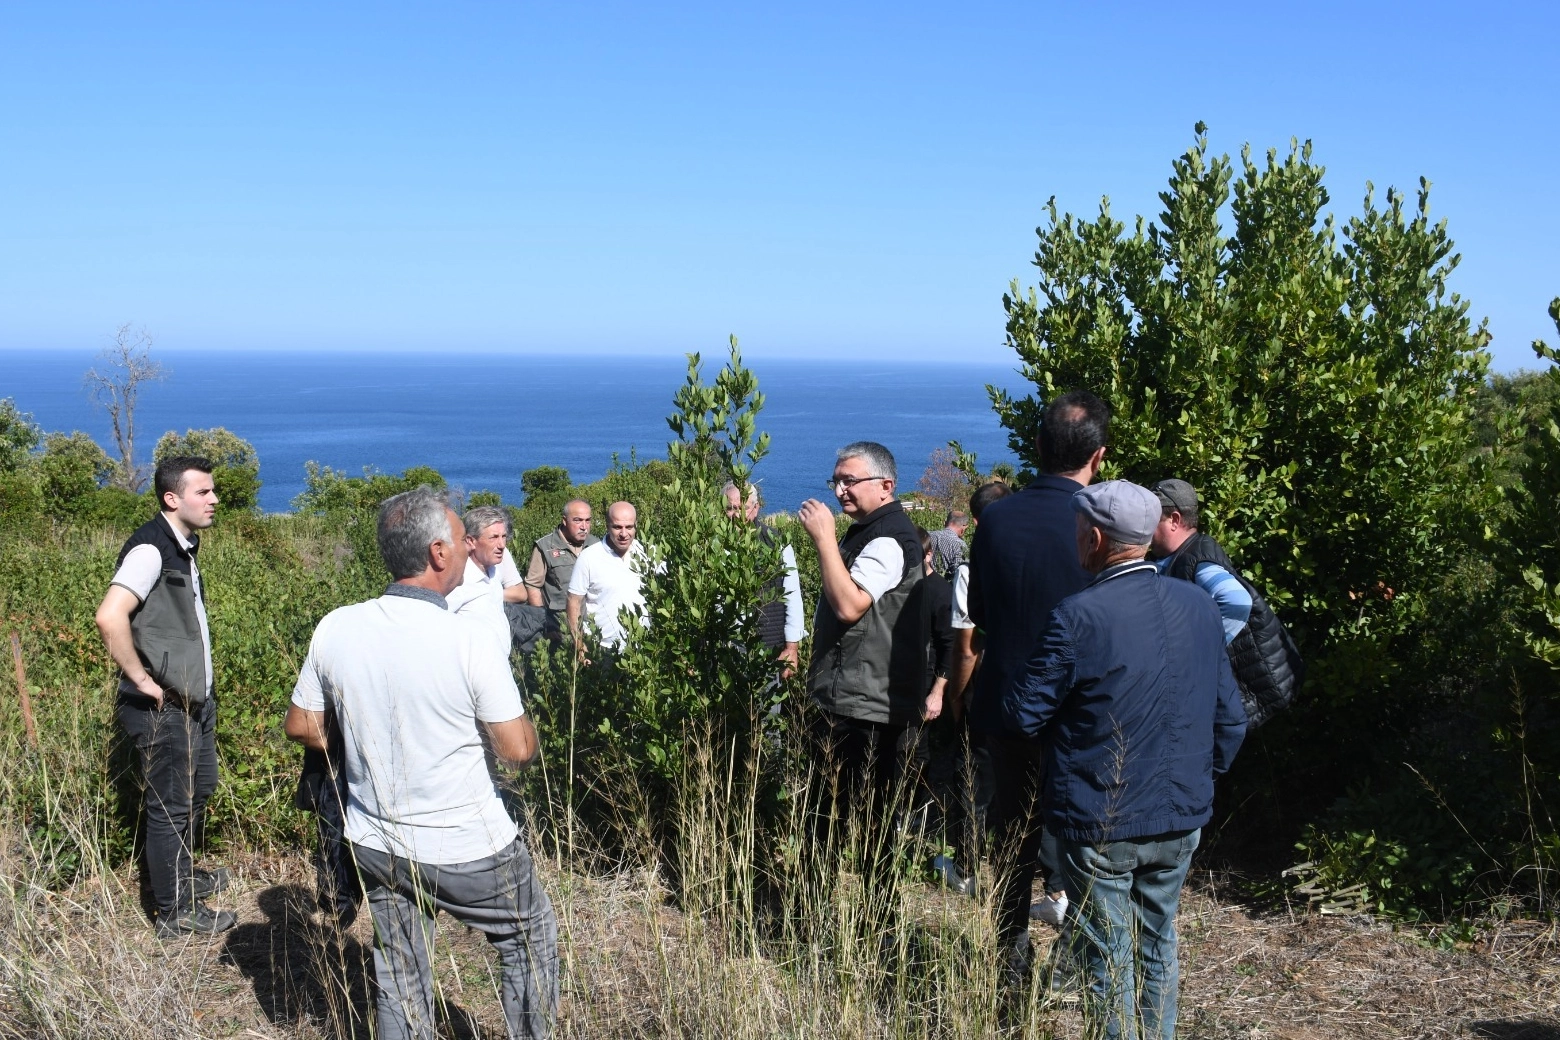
{"left": 1, "top": 679, "right": 1095, "bottom": 1038}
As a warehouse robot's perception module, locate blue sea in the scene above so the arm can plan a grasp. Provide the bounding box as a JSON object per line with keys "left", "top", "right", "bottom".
{"left": 1, "top": 350, "right": 1031, "bottom": 515}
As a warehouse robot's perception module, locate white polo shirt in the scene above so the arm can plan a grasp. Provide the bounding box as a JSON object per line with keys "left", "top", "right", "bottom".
{"left": 291, "top": 591, "right": 524, "bottom": 865}
{"left": 568, "top": 539, "right": 654, "bottom": 649}
{"left": 445, "top": 557, "right": 511, "bottom": 661}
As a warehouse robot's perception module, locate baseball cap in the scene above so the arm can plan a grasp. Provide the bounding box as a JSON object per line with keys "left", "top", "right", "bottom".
{"left": 1148, "top": 478, "right": 1199, "bottom": 527}
{"left": 1071, "top": 480, "right": 1161, "bottom": 545}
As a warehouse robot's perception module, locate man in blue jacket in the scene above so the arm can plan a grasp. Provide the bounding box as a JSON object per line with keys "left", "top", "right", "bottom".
{"left": 1002, "top": 480, "right": 1246, "bottom": 1040}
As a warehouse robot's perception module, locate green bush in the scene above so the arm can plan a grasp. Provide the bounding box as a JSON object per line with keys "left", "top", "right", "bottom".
{"left": 153, "top": 427, "right": 263, "bottom": 513}
{"left": 521, "top": 465, "right": 571, "bottom": 501}
{"left": 992, "top": 126, "right": 1560, "bottom": 918}
{"left": 292, "top": 462, "right": 447, "bottom": 514}
{"left": 521, "top": 342, "right": 802, "bottom": 877}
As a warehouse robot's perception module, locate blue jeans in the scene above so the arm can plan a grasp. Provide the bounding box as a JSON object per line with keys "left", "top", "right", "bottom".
{"left": 354, "top": 839, "right": 558, "bottom": 1040}
{"left": 1056, "top": 828, "right": 1200, "bottom": 1040}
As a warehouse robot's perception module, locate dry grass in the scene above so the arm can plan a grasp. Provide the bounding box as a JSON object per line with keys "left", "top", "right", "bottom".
{"left": 3, "top": 842, "right": 1556, "bottom": 1040}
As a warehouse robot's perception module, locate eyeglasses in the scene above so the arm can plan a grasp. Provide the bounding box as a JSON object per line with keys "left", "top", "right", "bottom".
{"left": 826, "top": 475, "right": 887, "bottom": 493}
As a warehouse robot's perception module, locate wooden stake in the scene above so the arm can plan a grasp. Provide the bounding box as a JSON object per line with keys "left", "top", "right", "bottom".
{"left": 10, "top": 631, "right": 37, "bottom": 748}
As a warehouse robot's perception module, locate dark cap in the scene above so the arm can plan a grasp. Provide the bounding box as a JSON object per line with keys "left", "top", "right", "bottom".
{"left": 1071, "top": 480, "right": 1161, "bottom": 545}
{"left": 1149, "top": 478, "right": 1199, "bottom": 527}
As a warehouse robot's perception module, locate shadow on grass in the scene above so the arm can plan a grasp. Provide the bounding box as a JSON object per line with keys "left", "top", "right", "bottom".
{"left": 220, "top": 883, "right": 373, "bottom": 1038}
{"left": 1471, "top": 1023, "right": 1560, "bottom": 1040}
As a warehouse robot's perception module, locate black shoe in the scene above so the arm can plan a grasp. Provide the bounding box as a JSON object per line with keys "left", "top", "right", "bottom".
{"left": 193, "top": 867, "right": 232, "bottom": 900}
{"left": 155, "top": 900, "right": 238, "bottom": 939}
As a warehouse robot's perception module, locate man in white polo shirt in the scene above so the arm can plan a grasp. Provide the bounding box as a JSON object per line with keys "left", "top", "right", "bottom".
{"left": 284, "top": 487, "right": 557, "bottom": 1040}
{"left": 446, "top": 504, "right": 517, "bottom": 662}
{"left": 566, "top": 500, "right": 652, "bottom": 655}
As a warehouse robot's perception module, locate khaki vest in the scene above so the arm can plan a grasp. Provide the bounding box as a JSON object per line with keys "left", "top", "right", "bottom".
{"left": 533, "top": 528, "right": 599, "bottom": 612}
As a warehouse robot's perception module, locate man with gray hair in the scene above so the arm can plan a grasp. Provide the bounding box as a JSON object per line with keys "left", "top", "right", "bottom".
{"left": 798, "top": 441, "right": 925, "bottom": 920}
{"left": 284, "top": 487, "right": 557, "bottom": 1040}
{"left": 446, "top": 504, "right": 518, "bottom": 661}
{"left": 1002, "top": 480, "right": 1245, "bottom": 1038}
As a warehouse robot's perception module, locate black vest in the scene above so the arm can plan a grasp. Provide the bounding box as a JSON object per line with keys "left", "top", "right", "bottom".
{"left": 1165, "top": 532, "right": 1304, "bottom": 728}
{"left": 807, "top": 500, "right": 925, "bottom": 724}
{"left": 116, "top": 514, "right": 209, "bottom": 705}
{"left": 755, "top": 522, "right": 789, "bottom": 650}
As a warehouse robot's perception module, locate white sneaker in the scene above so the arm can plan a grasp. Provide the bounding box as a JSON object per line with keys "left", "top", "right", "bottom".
{"left": 1029, "top": 890, "right": 1068, "bottom": 928}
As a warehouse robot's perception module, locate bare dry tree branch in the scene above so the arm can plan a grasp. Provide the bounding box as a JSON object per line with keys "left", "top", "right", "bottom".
{"left": 83, "top": 324, "right": 165, "bottom": 492}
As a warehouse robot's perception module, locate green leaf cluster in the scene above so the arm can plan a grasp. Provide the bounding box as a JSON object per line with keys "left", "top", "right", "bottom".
{"left": 154, "top": 426, "right": 263, "bottom": 513}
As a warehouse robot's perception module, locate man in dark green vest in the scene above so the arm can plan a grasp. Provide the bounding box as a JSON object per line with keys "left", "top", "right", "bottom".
{"left": 523, "top": 498, "right": 599, "bottom": 621}
{"left": 798, "top": 441, "right": 925, "bottom": 932}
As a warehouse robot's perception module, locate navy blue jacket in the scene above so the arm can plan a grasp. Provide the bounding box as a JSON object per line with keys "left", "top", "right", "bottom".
{"left": 966, "top": 475, "right": 1091, "bottom": 734}
{"left": 1000, "top": 561, "right": 1247, "bottom": 844}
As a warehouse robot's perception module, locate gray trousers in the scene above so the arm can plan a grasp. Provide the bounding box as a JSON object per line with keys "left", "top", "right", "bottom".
{"left": 353, "top": 839, "right": 559, "bottom": 1040}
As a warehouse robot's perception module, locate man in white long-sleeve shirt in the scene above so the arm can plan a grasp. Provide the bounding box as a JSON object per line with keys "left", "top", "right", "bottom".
{"left": 723, "top": 482, "right": 805, "bottom": 678}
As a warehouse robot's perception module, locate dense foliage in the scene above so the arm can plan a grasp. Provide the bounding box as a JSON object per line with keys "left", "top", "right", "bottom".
{"left": 995, "top": 125, "right": 1555, "bottom": 918}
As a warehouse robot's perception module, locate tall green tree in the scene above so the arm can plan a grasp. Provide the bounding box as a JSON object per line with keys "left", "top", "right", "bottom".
{"left": 993, "top": 127, "right": 1499, "bottom": 892}
{"left": 996, "top": 124, "right": 1489, "bottom": 662}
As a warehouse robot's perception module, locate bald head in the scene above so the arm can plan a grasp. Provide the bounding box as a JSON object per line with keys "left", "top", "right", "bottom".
{"left": 606, "top": 501, "right": 638, "bottom": 555}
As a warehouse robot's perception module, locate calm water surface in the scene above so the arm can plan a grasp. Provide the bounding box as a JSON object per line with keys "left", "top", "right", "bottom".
{"left": 1, "top": 350, "right": 1031, "bottom": 514}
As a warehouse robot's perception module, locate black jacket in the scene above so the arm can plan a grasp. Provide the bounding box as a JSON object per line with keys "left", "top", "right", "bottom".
{"left": 1163, "top": 532, "right": 1304, "bottom": 727}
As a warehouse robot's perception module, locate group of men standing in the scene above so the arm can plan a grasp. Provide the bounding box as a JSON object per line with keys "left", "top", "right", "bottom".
{"left": 796, "top": 401, "right": 1249, "bottom": 1040}
{"left": 100, "top": 391, "right": 1263, "bottom": 1039}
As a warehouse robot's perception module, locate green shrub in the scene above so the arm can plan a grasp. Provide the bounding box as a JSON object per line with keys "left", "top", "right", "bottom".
{"left": 292, "top": 462, "right": 447, "bottom": 513}
{"left": 153, "top": 427, "right": 263, "bottom": 513}
{"left": 521, "top": 465, "right": 570, "bottom": 501}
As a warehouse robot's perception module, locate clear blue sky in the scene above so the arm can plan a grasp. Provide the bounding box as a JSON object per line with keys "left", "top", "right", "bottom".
{"left": 2, "top": 1, "right": 1554, "bottom": 371}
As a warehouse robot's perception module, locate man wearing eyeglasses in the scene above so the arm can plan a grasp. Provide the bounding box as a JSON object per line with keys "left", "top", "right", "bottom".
{"left": 798, "top": 441, "right": 927, "bottom": 924}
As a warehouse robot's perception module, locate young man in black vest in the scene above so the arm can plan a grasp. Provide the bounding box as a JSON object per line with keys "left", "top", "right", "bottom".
{"left": 96, "top": 455, "right": 235, "bottom": 937}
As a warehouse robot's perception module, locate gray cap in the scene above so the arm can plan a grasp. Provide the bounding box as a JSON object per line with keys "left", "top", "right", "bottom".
{"left": 1072, "top": 480, "right": 1161, "bottom": 545}
{"left": 1148, "top": 478, "right": 1199, "bottom": 527}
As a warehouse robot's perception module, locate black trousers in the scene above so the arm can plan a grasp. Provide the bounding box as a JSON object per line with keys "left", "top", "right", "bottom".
{"left": 116, "top": 695, "right": 219, "bottom": 917}
{"left": 985, "top": 732, "right": 1047, "bottom": 943}
{"left": 806, "top": 710, "right": 922, "bottom": 935}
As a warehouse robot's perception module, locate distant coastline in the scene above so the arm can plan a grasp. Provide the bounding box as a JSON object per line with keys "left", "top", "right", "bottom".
{"left": 1, "top": 349, "right": 1028, "bottom": 513}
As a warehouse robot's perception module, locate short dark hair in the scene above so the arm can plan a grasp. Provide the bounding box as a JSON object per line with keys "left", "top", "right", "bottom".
{"left": 1038, "top": 390, "right": 1111, "bottom": 474}
{"left": 154, "top": 456, "right": 214, "bottom": 506}
{"left": 918, "top": 528, "right": 932, "bottom": 554}
{"left": 969, "top": 481, "right": 1013, "bottom": 520}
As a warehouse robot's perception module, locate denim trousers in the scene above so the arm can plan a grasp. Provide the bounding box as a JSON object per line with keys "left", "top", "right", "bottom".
{"left": 1056, "top": 828, "right": 1200, "bottom": 1040}
{"left": 353, "top": 838, "right": 559, "bottom": 1040}
{"left": 115, "top": 695, "right": 219, "bottom": 917}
